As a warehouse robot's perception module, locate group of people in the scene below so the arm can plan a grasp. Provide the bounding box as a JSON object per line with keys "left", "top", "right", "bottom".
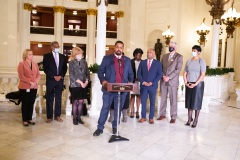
{"left": 17, "top": 40, "right": 206, "bottom": 135}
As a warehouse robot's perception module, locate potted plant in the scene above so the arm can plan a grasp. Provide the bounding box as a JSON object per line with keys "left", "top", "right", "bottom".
{"left": 88, "top": 63, "right": 99, "bottom": 73}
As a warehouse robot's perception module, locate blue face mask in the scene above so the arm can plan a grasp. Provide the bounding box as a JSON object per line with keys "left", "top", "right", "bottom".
{"left": 192, "top": 52, "right": 197, "bottom": 57}
{"left": 54, "top": 48, "right": 60, "bottom": 53}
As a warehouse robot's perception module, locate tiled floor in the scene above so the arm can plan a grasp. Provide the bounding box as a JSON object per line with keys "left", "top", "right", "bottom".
{"left": 0, "top": 96, "right": 240, "bottom": 160}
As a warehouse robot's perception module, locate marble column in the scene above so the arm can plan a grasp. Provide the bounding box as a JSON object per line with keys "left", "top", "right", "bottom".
{"left": 210, "top": 21, "right": 220, "bottom": 68}
{"left": 225, "top": 34, "right": 236, "bottom": 68}
{"left": 21, "top": 3, "right": 31, "bottom": 53}
{"left": 96, "top": 0, "right": 107, "bottom": 65}
{"left": 53, "top": 6, "right": 65, "bottom": 53}
{"left": 86, "top": 9, "right": 97, "bottom": 65}
{"left": 116, "top": 11, "right": 124, "bottom": 41}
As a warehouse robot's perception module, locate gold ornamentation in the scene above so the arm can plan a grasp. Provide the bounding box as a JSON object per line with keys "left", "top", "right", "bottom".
{"left": 86, "top": 9, "right": 97, "bottom": 15}
{"left": 53, "top": 6, "right": 66, "bottom": 13}
{"left": 116, "top": 11, "right": 124, "bottom": 18}
{"left": 24, "top": 3, "right": 33, "bottom": 11}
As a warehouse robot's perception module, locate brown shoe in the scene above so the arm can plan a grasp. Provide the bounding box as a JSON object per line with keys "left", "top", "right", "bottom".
{"left": 55, "top": 117, "right": 63, "bottom": 122}
{"left": 138, "top": 118, "right": 146, "bottom": 123}
{"left": 157, "top": 115, "right": 166, "bottom": 120}
{"left": 149, "top": 119, "right": 154, "bottom": 124}
{"left": 46, "top": 119, "right": 53, "bottom": 123}
{"left": 170, "top": 119, "right": 176, "bottom": 123}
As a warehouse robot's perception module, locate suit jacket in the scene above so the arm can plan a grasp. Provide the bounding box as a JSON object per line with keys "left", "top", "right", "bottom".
{"left": 137, "top": 59, "right": 162, "bottom": 89}
{"left": 18, "top": 60, "right": 40, "bottom": 89}
{"left": 43, "top": 52, "right": 67, "bottom": 83}
{"left": 131, "top": 59, "right": 142, "bottom": 82}
{"left": 98, "top": 54, "right": 134, "bottom": 92}
{"left": 161, "top": 52, "right": 183, "bottom": 86}
{"left": 69, "top": 59, "right": 90, "bottom": 88}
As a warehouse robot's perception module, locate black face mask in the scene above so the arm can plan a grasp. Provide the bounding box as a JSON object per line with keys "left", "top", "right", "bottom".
{"left": 169, "top": 47, "right": 174, "bottom": 52}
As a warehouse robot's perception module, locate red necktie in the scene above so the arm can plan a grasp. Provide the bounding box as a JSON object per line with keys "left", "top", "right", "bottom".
{"left": 148, "top": 60, "right": 151, "bottom": 70}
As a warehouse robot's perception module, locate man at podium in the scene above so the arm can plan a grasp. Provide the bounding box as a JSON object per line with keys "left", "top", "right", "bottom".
{"left": 93, "top": 41, "right": 134, "bottom": 136}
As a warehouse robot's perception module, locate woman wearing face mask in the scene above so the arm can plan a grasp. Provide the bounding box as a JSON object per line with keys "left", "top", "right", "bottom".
{"left": 18, "top": 49, "right": 40, "bottom": 126}
{"left": 183, "top": 45, "right": 206, "bottom": 128}
{"left": 69, "top": 47, "right": 90, "bottom": 125}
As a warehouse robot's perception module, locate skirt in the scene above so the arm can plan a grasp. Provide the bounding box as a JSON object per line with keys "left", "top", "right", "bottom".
{"left": 185, "top": 81, "right": 204, "bottom": 110}
{"left": 70, "top": 87, "right": 87, "bottom": 101}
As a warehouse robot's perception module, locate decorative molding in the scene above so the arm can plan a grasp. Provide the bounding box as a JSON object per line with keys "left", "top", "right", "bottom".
{"left": 23, "top": 3, "right": 33, "bottom": 11}
{"left": 116, "top": 11, "right": 124, "bottom": 18}
{"left": 96, "top": 0, "right": 108, "bottom": 7}
{"left": 86, "top": 9, "right": 97, "bottom": 16}
{"left": 53, "top": 6, "right": 66, "bottom": 13}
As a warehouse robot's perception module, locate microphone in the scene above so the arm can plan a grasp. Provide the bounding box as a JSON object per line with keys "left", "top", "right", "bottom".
{"left": 118, "top": 59, "right": 122, "bottom": 67}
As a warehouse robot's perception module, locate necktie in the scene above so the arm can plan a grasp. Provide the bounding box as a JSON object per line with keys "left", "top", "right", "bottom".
{"left": 148, "top": 60, "right": 151, "bottom": 70}
{"left": 54, "top": 53, "right": 59, "bottom": 74}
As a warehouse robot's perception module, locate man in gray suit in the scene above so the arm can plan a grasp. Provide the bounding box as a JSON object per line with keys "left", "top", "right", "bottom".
{"left": 157, "top": 41, "right": 183, "bottom": 123}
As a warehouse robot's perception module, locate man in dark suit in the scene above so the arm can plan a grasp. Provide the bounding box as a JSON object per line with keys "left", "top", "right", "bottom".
{"left": 43, "top": 41, "right": 67, "bottom": 123}
{"left": 93, "top": 41, "right": 134, "bottom": 136}
{"left": 137, "top": 48, "right": 162, "bottom": 124}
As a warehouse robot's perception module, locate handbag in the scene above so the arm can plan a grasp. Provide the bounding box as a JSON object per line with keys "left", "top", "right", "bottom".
{"left": 5, "top": 90, "right": 22, "bottom": 105}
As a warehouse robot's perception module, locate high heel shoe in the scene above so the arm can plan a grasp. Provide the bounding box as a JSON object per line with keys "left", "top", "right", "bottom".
{"left": 78, "top": 118, "right": 84, "bottom": 124}
{"left": 73, "top": 119, "right": 78, "bottom": 125}
{"left": 136, "top": 112, "right": 139, "bottom": 119}
{"left": 130, "top": 112, "right": 134, "bottom": 118}
{"left": 191, "top": 121, "right": 198, "bottom": 128}
{"left": 28, "top": 121, "right": 35, "bottom": 125}
{"left": 185, "top": 118, "right": 193, "bottom": 126}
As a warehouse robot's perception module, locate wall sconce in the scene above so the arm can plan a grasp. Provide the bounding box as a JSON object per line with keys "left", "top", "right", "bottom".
{"left": 162, "top": 25, "right": 175, "bottom": 46}
{"left": 32, "top": 9, "right": 37, "bottom": 14}
{"left": 221, "top": 1, "right": 240, "bottom": 38}
{"left": 111, "top": 16, "right": 115, "bottom": 20}
{"left": 196, "top": 18, "right": 211, "bottom": 46}
{"left": 105, "top": 46, "right": 109, "bottom": 51}
{"left": 37, "top": 43, "right": 42, "bottom": 48}
{"left": 73, "top": 11, "right": 77, "bottom": 15}
{"left": 72, "top": 43, "right": 77, "bottom": 47}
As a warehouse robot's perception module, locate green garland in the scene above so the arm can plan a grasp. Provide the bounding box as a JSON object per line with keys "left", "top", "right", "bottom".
{"left": 206, "top": 67, "right": 234, "bottom": 76}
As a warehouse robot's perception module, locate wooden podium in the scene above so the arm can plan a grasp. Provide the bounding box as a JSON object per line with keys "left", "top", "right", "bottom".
{"left": 106, "top": 83, "right": 137, "bottom": 143}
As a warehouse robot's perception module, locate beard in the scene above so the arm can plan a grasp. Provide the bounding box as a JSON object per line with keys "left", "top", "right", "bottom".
{"left": 115, "top": 50, "right": 122, "bottom": 55}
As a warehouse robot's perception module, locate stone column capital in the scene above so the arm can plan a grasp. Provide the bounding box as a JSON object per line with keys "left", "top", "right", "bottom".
{"left": 116, "top": 11, "right": 124, "bottom": 18}
{"left": 53, "top": 6, "right": 66, "bottom": 13}
{"left": 24, "top": 3, "right": 33, "bottom": 11}
{"left": 86, "top": 9, "right": 97, "bottom": 16}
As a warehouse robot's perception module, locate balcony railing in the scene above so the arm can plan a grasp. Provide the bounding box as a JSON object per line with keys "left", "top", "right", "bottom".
{"left": 30, "top": 26, "right": 54, "bottom": 35}
{"left": 63, "top": 28, "right": 87, "bottom": 37}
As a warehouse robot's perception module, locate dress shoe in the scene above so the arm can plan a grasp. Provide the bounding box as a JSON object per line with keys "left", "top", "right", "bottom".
{"left": 23, "top": 122, "right": 28, "bottom": 127}
{"left": 78, "top": 118, "right": 84, "bottom": 124}
{"left": 27, "top": 121, "right": 35, "bottom": 125}
{"left": 170, "top": 119, "right": 176, "bottom": 123}
{"left": 93, "top": 129, "right": 103, "bottom": 136}
{"left": 138, "top": 118, "right": 146, "bottom": 123}
{"left": 130, "top": 112, "right": 134, "bottom": 118}
{"left": 157, "top": 115, "right": 166, "bottom": 120}
{"left": 55, "top": 117, "right": 63, "bottom": 122}
{"left": 136, "top": 112, "right": 139, "bottom": 119}
{"left": 191, "top": 121, "right": 198, "bottom": 128}
{"left": 149, "top": 119, "right": 154, "bottom": 124}
{"left": 46, "top": 119, "right": 53, "bottom": 123}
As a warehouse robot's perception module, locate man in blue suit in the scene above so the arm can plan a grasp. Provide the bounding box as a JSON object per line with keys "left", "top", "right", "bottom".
{"left": 93, "top": 41, "right": 134, "bottom": 136}
{"left": 137, "top": 48, "right": 162, "bottom": 124}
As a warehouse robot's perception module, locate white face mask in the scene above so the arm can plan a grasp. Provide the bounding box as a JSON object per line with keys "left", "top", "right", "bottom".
{"left": 54, "top": 48, "right": 60, "bottom": 53}
{"left": 192, "top": 52, "right": 197, "bottom": 57}
{"left": 75, "top": 54, "right": 82, "bottom": 60}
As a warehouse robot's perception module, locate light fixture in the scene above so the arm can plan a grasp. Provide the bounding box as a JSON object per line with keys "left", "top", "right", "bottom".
{"left": 110, "top": 16, "right": 115, "bottom": 20}
{"left": 38, "top": 43, "right": 42, "bottom": 48}
{"left": 162, "top": 25, "right": 175, "bottom": 46}
{"left": 221, "top": 1, "right": 240, "bottom": 38}
{"left": 73, "top": 10, "right": 77, "bottom": 15}
{"left": 32, "top": 9, "right": 37, "bottom": 14}
{"left": 72, "top": 43, "right": 76, "bottom": 47}
{"left": 196, "top": 18, "right": 211, "bottom": 45}
{"left": 105, "top": 46, "right": 109, "bottom": 51}
{"left": 205, "top": 0, "right": 231, "bottom": 25}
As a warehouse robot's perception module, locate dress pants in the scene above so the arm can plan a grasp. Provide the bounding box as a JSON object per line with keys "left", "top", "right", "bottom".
{"left": 140, "top": 87, "right": 157, "bottom": 119}
{"left": 20, "top": 89, "right": 37, "bottom": 121}
{"left": 97, "top": 92, "right": 126, "bottom": 130}
{"left": 159, "top": 82, "right": 178, "bottom": 119}
{"left": 46, "top": 80, "right": 63, "bottom": 119}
